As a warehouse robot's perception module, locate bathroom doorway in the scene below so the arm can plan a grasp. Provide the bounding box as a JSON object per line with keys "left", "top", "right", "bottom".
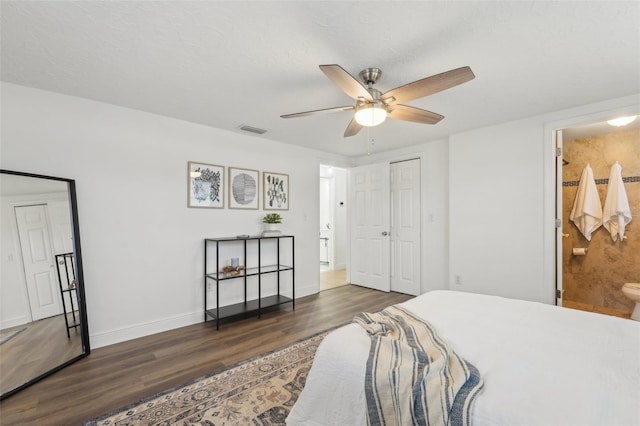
{"left": 319, "top": 165, "right": 348, "bottom": 291}
{"left": 556, "top": 115, "right": 639, "bottom": 319}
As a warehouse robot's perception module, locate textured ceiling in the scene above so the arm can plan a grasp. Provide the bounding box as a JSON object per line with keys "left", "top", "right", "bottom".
{"left": 2, "top": 1, "right": 639, "bottom": 157}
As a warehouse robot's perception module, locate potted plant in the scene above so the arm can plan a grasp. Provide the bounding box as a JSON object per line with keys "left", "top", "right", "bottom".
{"left": 262, "top": 213, "right": 282, "bottom": 235}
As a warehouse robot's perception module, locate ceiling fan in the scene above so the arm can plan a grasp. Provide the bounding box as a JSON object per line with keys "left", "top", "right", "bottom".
{"left": 281, "top": 64, "right": 475, "bottom": 137}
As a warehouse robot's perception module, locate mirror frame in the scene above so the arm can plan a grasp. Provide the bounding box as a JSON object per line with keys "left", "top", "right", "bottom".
{"left": 0, "top": 169, "right": 90, "bottom": 400}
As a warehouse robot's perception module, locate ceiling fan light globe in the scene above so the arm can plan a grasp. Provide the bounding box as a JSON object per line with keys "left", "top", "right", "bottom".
{"left": 606, "top": 115, "right": 637, "bottom": 127}
{"left": 355, "top": 105, "right": 387, "bottom": 127}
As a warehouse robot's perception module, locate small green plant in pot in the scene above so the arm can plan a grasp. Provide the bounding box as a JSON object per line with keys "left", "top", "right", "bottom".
{"left": 262, "top": 213, "right": 282, "bottom": 224}
{"left": 262, "top": 213, "right": 282, "bottom": 235}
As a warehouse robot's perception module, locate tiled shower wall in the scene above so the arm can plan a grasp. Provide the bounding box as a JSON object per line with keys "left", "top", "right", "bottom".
{"left": 562, "top": 127, "right": 640, "bottom": 314}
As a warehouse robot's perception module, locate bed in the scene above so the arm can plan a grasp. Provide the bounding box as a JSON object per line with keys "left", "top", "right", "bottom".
{"left": 287, "top": 290, "right": 640, "bottom": 426}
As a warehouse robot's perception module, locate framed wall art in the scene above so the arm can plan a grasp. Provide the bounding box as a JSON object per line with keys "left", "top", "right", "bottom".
{"left": 187, "top": 161, "right": 224, "bottom": 208}
{"left": 229, "top": 167, "right": 259, "bottom": 209}
{"left": 263, "top": 171, "right": 289, "bottom": 210}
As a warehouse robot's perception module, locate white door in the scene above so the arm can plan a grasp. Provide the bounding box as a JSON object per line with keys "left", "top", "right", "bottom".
{"left": 15, "top": 205, "right": 63, "bottom": 320}
{"left": 390, "top": 159, "right": 421, "bottom": 295}
{"left": 48, "top": 199, "right": 78, "bottom": 308}
{"left": 48, "top": 200, "right": 74, "bottom": 254}
{"left": 555, "top": 130, "right": 564, "bottom": 306}
{"left": 350, "top": 163, "right": 390, "bottom": 292}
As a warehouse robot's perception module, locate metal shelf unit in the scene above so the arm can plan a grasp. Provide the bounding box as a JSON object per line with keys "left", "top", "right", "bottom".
{"left": 55, "top": 252, "right": 80, "bottom": 338}
{"left": 204, "top": 235, "right": 295, "bottom": 329}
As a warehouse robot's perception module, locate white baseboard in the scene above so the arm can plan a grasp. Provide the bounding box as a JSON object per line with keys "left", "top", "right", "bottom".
{"left": 90, "top": 310, "right": 202, "bottom": 349}
{"left": 1, "top": 315, "right": 30, "bottom": 330}
{"left": 289, "top": 283, "right": 318, "bottom": 299}
{"left": 90, "top": 286, "right": 320, "bottom": 349}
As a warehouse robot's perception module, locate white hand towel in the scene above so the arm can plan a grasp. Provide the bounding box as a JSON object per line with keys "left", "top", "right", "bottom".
{"left": 569, "top": 164, "right": 602, "bottom": 241}
{"left": 603, "top": 161, "right": 632, "bottom": 242}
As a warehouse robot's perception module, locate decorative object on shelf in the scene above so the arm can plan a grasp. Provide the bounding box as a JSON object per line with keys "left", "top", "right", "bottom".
{"left": 222, "top": 257, "right": 245, "bottom": 277}
{"left": 187, "top": 161, "right": 225, "bottom": 208}
{"left": 229, "top": 167, "right": 259, "bottom": 209}
{"left": 262, "top": 213, "right": 283, "bottom": 236}
{"left": 263, "top": 171, "right": 289, "bottom": 210}
{"left": 221, "top": 264, "right": 245, "bottom": 277}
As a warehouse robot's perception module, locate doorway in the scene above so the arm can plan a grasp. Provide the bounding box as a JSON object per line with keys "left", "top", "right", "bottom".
{"left": 556, "top": 117, "right": 639, "bottom": 319}
{"left": 319, "top": 165, "right": 348, "bottom": 291}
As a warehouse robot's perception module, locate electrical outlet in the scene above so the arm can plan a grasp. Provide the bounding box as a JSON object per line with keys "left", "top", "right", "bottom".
{"left": 454, "top": 275, "right": 463, "bottom": 285}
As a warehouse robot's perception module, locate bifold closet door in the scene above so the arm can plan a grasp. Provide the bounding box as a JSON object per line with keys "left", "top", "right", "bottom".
{"left": 390, "top": 159, "right": 421, "bottom": 296}
{"left": 349, "top": 162, "right": 391, "bottom": 292}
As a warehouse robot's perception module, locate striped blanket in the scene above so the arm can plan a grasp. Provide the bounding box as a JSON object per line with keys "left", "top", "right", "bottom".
{"left": 354, "top": 305, "right": 483, "bottom": 426}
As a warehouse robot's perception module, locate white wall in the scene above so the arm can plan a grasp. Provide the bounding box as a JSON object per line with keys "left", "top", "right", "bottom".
{"left": 449, "top": 118, "right": 545, "bottom": 301}
{"left": 449, "top": 95, "right": 639, "bottom": 304}
{"left": 0, "top": 82, "right": 349, "bottom": 348}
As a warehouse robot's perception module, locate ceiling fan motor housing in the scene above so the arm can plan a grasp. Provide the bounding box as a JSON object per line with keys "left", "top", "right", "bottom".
{"left": 359, "top": 68, "right": 382, "bottom": 86}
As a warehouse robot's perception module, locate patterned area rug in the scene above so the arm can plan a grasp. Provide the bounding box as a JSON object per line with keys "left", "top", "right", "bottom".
{"left": 85, "top": 330, "right": 331, "bottom": 425}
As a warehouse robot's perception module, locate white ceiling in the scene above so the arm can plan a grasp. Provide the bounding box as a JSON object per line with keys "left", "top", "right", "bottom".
{"left": 1, "top": 1, "right": 639, "bottom": 157}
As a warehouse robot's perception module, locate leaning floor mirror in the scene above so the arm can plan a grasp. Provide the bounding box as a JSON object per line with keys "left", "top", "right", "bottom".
{"left": 0, "top": 170, "right": 89, "bottom": 399}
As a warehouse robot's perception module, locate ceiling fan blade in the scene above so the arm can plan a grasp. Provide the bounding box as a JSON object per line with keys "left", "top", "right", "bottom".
{"left": 383, "top": 66, "right": 475, "bottom": 104}
{"left": 281, "top": 105, "right": 353, "bottom": 119}
{"left": 387, "top": 104, "right": 444, "bottom": 124}
{"left": 344, "top": 118, "right": 363, "bottom": 137}
{"left": 320, "top": 64, "right": 373, "bottom": 101}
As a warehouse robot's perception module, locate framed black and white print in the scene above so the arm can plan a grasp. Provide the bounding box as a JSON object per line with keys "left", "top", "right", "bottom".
{"left": 229, "top": 167, "right": 259, "bottom": 209}
{"left": 263, "top": 171, "right": 289, "bottom": 210}
{"left": 187, "top": 161, "right": 224, "bottom": 208}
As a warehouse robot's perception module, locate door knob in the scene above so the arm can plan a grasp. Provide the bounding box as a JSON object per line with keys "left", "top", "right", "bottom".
{"left": 381, "top": 231, "right": 389, "bottom": 236}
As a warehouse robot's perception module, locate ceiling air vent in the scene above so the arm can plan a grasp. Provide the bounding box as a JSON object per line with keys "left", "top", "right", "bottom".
{"left": 239, "top": 124, "right": 267, "bottom": 135}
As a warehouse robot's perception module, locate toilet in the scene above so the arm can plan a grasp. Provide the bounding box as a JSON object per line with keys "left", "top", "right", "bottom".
{"left": 622, "top": 283, "right": 640, "bottom": 321}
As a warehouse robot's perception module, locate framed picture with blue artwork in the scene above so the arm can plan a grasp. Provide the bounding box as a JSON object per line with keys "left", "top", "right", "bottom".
{"left": 263, "top": 171, "right": 289, "bottom": 210}
{"left": 229, "top": 167, "right": 259, "bottom": 209}
{"left": 187, "top": 161, "right": 225, "bottom": 208}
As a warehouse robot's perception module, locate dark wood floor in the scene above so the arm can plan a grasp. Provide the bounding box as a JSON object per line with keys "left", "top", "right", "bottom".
{"left": 0, "top": 314, "right": 83, "bottom": 396}
{"left": 0, "top": 285, "right": 412, "bottom": 425}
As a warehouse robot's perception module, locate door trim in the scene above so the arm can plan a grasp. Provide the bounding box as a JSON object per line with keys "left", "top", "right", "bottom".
{"left": 554, "top": 130, "right": 563, "bottom": 306}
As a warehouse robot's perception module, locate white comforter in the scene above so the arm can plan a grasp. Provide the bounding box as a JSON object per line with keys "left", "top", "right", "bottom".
{"left": 287, "top": 290, "right": 640, "bottom": 426}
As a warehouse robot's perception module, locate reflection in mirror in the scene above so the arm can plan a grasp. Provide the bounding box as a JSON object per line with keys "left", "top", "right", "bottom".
{"left": 0, "top": 170, "right": 89, "bottom": 399}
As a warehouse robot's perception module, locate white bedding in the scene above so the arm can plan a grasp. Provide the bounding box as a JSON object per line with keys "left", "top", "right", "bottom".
{"left": 287, "top": 290, "right": 640, "bottom": 426}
